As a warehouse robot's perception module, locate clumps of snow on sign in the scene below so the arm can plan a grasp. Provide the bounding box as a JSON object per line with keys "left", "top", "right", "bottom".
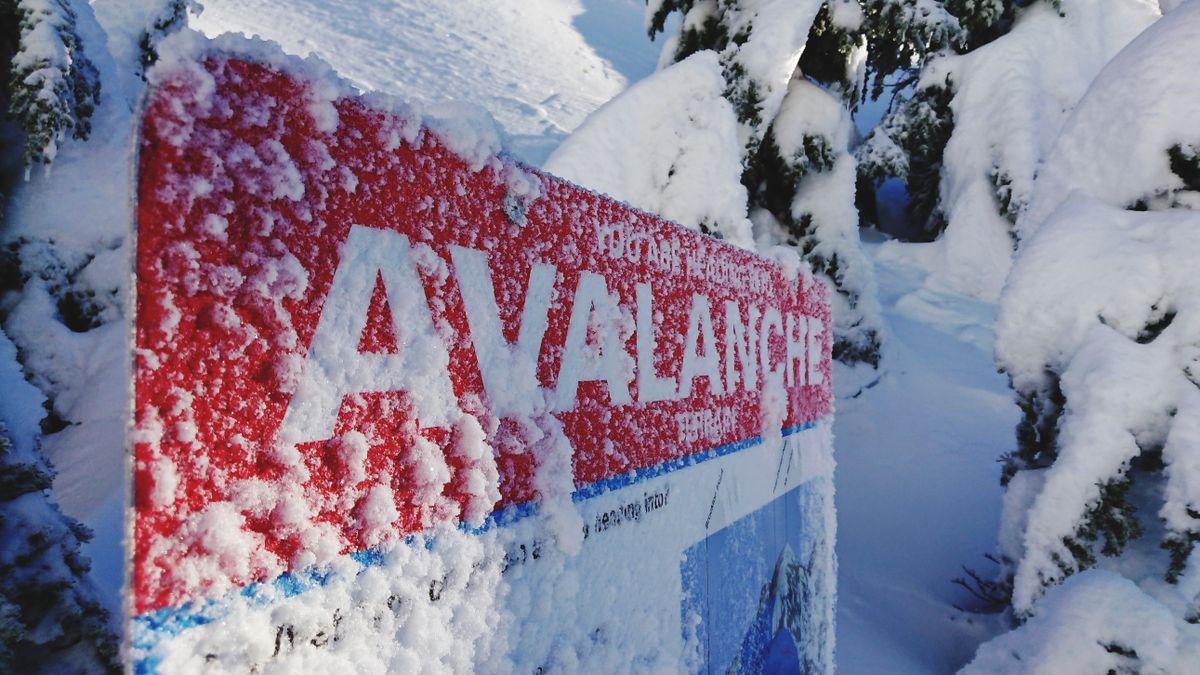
{"left": 452, "top": 415, "right": 502, "bottom": 528}
{"left": 306, "top": 77, "right": 341, "bottom": 134}
{"left": 512, "top": 406, "right": 585, "bottom": 556}
{"left": 962, "top": 570, "right": 1200, "bottom": 673}
{"left": 140, "top": 502, "right": 282, "bottom": 606}
{"left": 543, "top": 51, "right": 755, "bottom": 248}
{"left": 762, "top": 245, "right": 805, "bottom": 286}
{"left": 362, "top": 92, "right": 424, "bottom": 148}
{"left": 335, "top": 432, "right": 370, "bottom": 485}
{"left": 759, "top": 368, "right": 788, "bottom": 458}
{"left": 151, "top": 30, "right": 351, "bottom": 99}
{"left": 993, "top": 0, "right": 1200, "bottom": 635}
{"left": 136, "top": 528, "right": 510, "bottom": 674}
{"left": 152, "top": 30, "right": 505, "bottom": 179}
{"left": 425, "top": 101, "right": 506, "bottom": 174}
{"left": 501, "top": 164, "right": 542, "bottom": 227}
{"left": 134, "top": 32, "right": 508, "bottom": 617}
{"left": 918, "top": 0, "right": 1160, "bottom": 300}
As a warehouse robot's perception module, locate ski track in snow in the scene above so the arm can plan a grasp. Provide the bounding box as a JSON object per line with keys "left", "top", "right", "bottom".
{"left": 835, "top": 238, "right": 1018, "bottom": 673}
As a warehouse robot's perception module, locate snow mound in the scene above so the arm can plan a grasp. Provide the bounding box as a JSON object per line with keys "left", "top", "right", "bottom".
{"left": 543, "top": 51, "right": 754, "bottom": 248}
{"left": 1021, "top": 0, "right": 1200, "bottom": 232}
{"left": 923, "top": 0, "right": 1161, "bottom": 300}
{"left": 962, "top": 570, "right": 1200, "bottom": 674}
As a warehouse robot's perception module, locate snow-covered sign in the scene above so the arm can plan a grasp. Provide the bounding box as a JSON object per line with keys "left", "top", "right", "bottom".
{"left": 129, "top": 48, "right": 835, "bottom": 673}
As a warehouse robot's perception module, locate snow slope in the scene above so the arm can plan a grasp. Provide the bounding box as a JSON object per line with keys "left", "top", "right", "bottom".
{"left": 192, "top": 0, "right": 658, "bottom": 166}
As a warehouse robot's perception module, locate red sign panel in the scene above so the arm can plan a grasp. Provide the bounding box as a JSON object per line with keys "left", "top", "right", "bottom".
{"left": 133, "top": 56, "right": 831, "bottom": 617}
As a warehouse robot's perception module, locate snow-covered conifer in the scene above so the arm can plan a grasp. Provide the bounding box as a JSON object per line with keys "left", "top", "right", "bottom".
{"left": 980, "top": 2, "right": 1200, "bottom": 656}
{"left": 136, "top": 0, "right": 200, "bottom": 73}
{"left": 0, "top": 418, "right": 117, "bottom": 672}
{"left": 857, "top": 78, "right": 954, "bottom": 238}
{"left": 634, "top": 0, "right": 885, "bottom": 364}
{"left": 858, "top": 0, "right": 1158, "bottom": 298}
{"left": 2, "top": 0, "right": 100, "bottom": 167}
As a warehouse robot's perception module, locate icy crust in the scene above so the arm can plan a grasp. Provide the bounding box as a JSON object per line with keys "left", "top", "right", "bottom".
{"left": 921, "top": 0, "right": 1160, "bottom": 300}
{"left": 543, "top": 51, "right": 755, "bottom": 248}
{"left": 994, "top": 0, "right": 1200, "bottom": 626}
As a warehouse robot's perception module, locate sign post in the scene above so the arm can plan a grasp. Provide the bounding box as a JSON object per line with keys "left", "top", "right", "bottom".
{"left": 129, "top": 49, "right": 835, "bottom": 673}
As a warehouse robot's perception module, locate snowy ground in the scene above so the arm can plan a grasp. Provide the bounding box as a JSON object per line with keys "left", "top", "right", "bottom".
{"left": 145, "top": 2, "right": 1014, "bottom": 669}
{"left": 835, "top": 236, "right": 1017, "bottom": 672}
{"left": 193, "top": 0, "right": 659, "bottom": 166}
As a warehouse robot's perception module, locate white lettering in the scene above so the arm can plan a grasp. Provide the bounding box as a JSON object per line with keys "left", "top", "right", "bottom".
{"left": 636, "top": 283, "right": 676, "bottom": 403}
{"left": 724, "top": 300, "right": 757, "bottom": 394}
{"left": 280, "top": 226, "right": 456, "bottom": 444}
{"left": 679, "top": 294, "right": 724, "bottom": 398}
{"left": 785, "top": 313, "right": 808, "bottom": 388}
{"left": 807, "top": 315, "right": 825, "bottom": 387}
{"left": 555, "top": 272, "right": 632, "bottom": 410}
{"left": 760, "top": 307, "right": 784, "bottom": 385}
{"left": 450, "top": 246, "right": 555, "bottom": 414}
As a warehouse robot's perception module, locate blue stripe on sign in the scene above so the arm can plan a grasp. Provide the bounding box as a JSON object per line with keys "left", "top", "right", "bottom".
{"left": 131, "top": 421, "right": 819, "bottom": 669}
{"left": 473, "top": 420, "right": 817, "bottom": 533}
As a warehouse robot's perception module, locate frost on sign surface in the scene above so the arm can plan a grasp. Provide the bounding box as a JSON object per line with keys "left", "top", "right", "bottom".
{"left": 132, "top": 53, "right": 834, "bottom": 671}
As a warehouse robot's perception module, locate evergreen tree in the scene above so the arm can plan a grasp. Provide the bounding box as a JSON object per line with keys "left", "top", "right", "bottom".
{"left": 138, "top": 0, "right": 200, "bottom": 75}
{"left": 853, "top": 0, "right": 1058, "bottom": 241}
{"left": 647, "top": 0, "right": 885, "bottom": 365}
{"left": 0, "top": 421, "right": 118, "bottom": 672}
{"left": 1, "top": 0, "right": 100, "bottom": 168}
{"left": 857, "top": 78, "right": 955, "bottom": 238}
{"left": 644, "top": 0, "right": 1057, "bottom": 361}
{"left": 990, "top": 2, "right": 1200, "bottom": 627}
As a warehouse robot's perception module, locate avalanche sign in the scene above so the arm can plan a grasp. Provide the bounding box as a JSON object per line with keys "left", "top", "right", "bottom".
{"left": 129, "top": 45, "right": 836, "bottom": 673}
